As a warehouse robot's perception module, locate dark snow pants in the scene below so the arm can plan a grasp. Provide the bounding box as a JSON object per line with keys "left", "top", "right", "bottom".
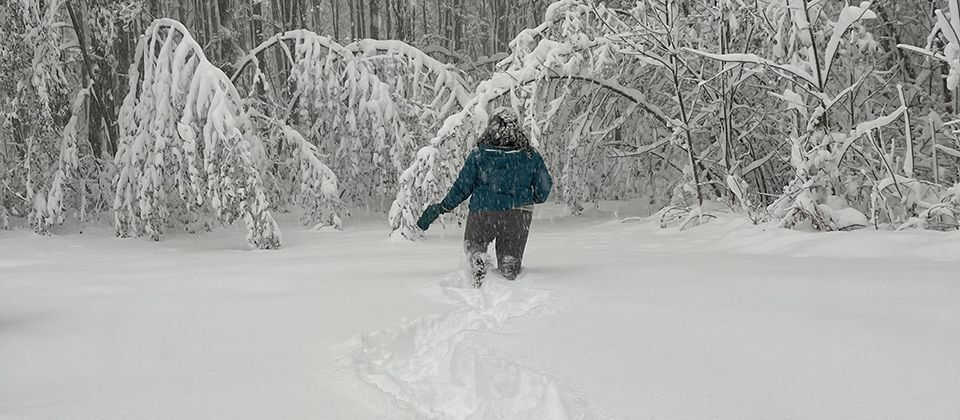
{"left": 463, "top": 208, "right": 533, "bottom": 279}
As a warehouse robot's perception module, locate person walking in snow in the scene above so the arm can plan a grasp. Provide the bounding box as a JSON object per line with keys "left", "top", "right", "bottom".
{"left": 416, "top": 109, "right": 553, "bottom": 286}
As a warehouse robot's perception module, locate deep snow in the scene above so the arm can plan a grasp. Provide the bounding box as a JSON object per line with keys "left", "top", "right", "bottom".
{"left": 1, "top": 205, "right": 959, "bottom": 419}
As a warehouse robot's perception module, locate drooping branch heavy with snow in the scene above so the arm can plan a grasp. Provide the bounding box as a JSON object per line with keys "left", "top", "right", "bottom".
{"left": 114, "top": 19, "right": 281, "bottom": 248}
{"left": 232, "top": 30, "right": 471, "bottom": 211}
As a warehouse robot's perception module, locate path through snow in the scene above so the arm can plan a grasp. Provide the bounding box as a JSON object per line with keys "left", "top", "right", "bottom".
{"left": 341, "top": 266, "right": 588, "bottom": 419}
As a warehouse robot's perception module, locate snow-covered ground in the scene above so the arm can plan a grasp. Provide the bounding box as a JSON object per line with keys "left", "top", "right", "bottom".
{"left": 2, "top": 205, "right": 959, "bottom": 419}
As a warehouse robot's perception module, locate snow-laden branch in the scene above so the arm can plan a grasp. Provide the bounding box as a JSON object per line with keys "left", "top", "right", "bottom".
{"left": 280, "top": 125, "right": 344, "bottom": 229}
{"left": 608, "top": 137, "right": 671, "bottom": 158}
{"left": 234, "top": 31, "right": 470, "bottom": 115}
{"left": 837, "top": 106, "right": 907, "bottom": 159}
{"left": 741, "top": 151, "right": 776, "bottom": 177}
{"left": 822, "top": 3, "right": 877, "bottom": 83}
{"left": 230, "top": 30, "right": 353, "bottom": 83}
{"left": 683, "top": 49, "right": 819, "bottom": 87}
{"left": 344, "top": 39, "right": 471, "bottom": 108}
{"left": 936, "top": 143, "right": 960, "bottom": 159}
{"left": 900, "top": 2, "right": 960, "bottom": 90}
{"left": 231, "top": 29, "right": 477, "bottom": 202}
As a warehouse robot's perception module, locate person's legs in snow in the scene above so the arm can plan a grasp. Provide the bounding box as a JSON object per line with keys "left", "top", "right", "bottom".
{"left": 464, "top": 211, "right": 496, "bottom": 287}
{"left": 494, "top": 208, "right": 533, "bottom": 280}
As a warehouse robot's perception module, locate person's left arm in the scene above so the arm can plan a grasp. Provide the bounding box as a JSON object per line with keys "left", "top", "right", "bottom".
{"left": 531, "top": 152, "right": 553, "bottom": 204}
{"left": 438, "top": 150, "right": 480, "bottom": 211}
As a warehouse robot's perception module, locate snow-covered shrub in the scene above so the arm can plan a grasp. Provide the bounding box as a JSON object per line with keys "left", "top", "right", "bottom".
{"left": 897, "top": 183, "right": 960, "bottom": 230}
{"left": 2, "top": 0, "right": 74, "bottom": 227}
{"left": 283, "top": 126, "right": 344, "bottom": 229}
{"left": 691, "top": 1, "right": 895, "bottom": 231}
{"left": 893, "top": 0, "right": 960, "bottom": 230}
{"left": 30, "top": 87, "right": 87, "bottom": 232}
{"left": 114, "top": 19, "right": 280, "bottom": 248}
{"left": 253, "top": 116, "right": 344, "bottom": 229}
{"left": 869, "top": 176, "right": 941, "bottom": 228}
{"left": 1, "top": 0, "right": 134, "bottom": 235}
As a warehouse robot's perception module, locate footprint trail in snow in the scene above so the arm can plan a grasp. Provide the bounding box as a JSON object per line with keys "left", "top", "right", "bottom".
{"left": 341, "top": 269, "right": 588, "bottom": 419}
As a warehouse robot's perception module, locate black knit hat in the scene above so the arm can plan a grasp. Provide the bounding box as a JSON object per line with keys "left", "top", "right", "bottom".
{"left": 478, "top": 108, "right": 531, "bottom": 150}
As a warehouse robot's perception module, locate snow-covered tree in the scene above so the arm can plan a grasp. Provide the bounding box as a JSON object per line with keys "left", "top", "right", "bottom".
{"left": 113, "top": 19, "right": 281, "bottom": 248}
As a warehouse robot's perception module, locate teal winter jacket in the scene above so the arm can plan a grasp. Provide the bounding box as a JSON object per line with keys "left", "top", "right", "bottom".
{"left": 438, "top": 144, "right": 553, "bottom": 213}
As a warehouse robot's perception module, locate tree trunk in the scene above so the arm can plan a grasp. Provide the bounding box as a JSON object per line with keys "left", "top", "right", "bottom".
{"left": 453, "top": 0, "right": 462, "bottom": 51}
{"left": 369, "top": 0, "right": 380, "bottom": 39}
{"left": 392, "top": 0, "right": 406, "bottom": 41}
{"left": 205, "top": 0, "right": 216, "bottom": 50}
{"left": 357, "top": 0, "right": 366, "bottom": 38}
{"left": 251, "top": 0, "right": 262, "bottom": 49}
{"left": 348, "top": 0, "right": 356, "bottom": 39}
{"left": 436, "top": 0, "right": 443, "bottom": 47}
{"left": 501, "top": 1, "right": 509, "bottom": 51}
{"left": 297, "top": 0, "right": 307, "bottom": 29}
{"left": 271, "top": 1, "right": 289, "bottom": 93}
{"left": 385, "top": 0, "right": 392, "bottom": 39}
{"left": 331, "top": 0, "right": 340, "bottom": 40}
{"left": 176, "top": 0, "right": 186, "bottom": 23}
{"left": 491, "top": 0, "right": 499, "bottom": 55}
{"left": 445, "top": 4, "right": 452, "bottom": 49}
{"left": 212, "top": 0, "right": 224, "bottom": 60}
{"left": 67, "top": 0, "right": 118, "bottom": 159}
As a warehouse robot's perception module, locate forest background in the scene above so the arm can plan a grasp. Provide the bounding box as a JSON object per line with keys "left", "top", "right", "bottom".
{"left": 3, "top": 0, "right": 960, "bottom": 248}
